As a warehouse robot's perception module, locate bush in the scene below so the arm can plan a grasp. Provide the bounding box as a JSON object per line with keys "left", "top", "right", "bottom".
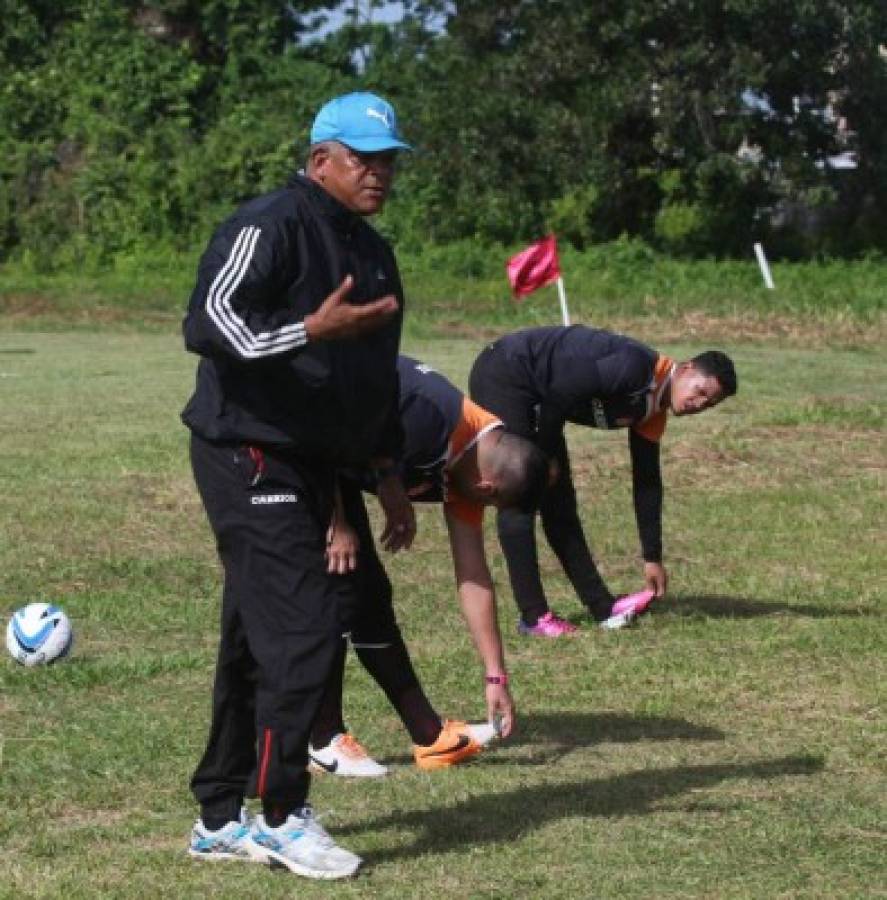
{"left": 654, "top": 202, "right": 706, "bottom": 256}
{"left": 547, "top": 185, "right": 600, "bottom": 250}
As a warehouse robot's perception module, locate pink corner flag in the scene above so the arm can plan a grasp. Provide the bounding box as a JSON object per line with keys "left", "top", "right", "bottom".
{"left": 506, "top": 235, "right": 561, "bottom": 298}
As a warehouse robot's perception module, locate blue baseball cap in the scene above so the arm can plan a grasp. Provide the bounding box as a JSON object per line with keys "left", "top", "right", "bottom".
{"left": 310, "top": 92, "right": 412, "bottom": 153}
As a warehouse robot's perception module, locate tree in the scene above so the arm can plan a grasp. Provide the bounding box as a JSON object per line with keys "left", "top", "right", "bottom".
{"left": 371, "top": 0, "right": 887, "bottom": 253}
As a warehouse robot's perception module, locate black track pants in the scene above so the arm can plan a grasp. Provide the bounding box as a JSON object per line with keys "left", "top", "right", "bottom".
{"left": 188, "top": 433, "right": 361, "bottom": 820}
{"left": 469, "top": 345, "right": 612, "bottom": 623}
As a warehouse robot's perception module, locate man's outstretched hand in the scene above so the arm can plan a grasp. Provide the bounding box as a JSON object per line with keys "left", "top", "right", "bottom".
{"left": 304, "top": 274, "right": 398, "bottom": 341}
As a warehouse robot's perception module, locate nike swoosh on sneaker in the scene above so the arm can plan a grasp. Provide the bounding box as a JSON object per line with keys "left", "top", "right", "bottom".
{"left": 423, "top": 735, "right": 472, "bottom": 757}
{"left": 308, "top": 754, "right": 338, "bottom": 773}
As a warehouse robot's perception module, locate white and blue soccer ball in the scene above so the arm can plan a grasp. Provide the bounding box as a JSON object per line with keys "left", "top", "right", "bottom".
{"left": 5, "top": 603, "right": 73, "bottom": 667}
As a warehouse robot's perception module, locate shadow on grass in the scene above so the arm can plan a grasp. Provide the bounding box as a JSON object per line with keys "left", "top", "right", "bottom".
{"left": 663, "top": 593, "right": 868, "bottom": 619}
{"left": 382, "top": 711, "right": 723, "bottom": 769}
{"left": 348, "top": 754, "right": 823, "bottom": 863}
{"left": 507, "top": 710, "right": 723, "bottom": 755}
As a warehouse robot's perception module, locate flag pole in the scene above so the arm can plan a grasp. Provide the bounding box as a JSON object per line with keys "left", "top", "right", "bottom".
{"left": 556, "top": 276, "right": 571, "bottom": 326}
{"left": 753, "top": 242, "right": 775, "bottom": 290}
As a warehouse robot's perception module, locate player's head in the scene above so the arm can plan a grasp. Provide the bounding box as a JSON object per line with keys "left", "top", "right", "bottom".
{"left": 307, "top": 92, "right": 411, "bottom": 215}
{"left": 467, "top": 429, "right": 550, "bottom": 512}
{"left": 669, "top": 350, "right": 737, "bottom": 416}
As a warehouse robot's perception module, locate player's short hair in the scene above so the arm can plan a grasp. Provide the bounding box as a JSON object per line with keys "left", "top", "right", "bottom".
{"left": 490, "top": 431, "right": 550, "bottom": 513}
{"left": 690, "top": 350, "right": 737, "bottom": 397}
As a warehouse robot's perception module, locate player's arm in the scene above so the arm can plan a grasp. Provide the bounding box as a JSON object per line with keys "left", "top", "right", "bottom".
{"left": 326, "top": 476, "right": 360, "bottom": 575}
{"left": 629, "top": 429, "right": 668, "bottom": 597}
{"left": 443, "top": 506, "right": 514, "bottom": 737}
{"left": 184, "top": 219, "right": 397, "bottom": 361}
{"left": 372, "top": 460, "right": 416, "bottom": 553}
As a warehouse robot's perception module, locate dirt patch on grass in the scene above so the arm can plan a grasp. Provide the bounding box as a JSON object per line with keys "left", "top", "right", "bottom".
{"left": 0, "top": 294, "right": 59, "bottom": 318}
{"left": 49, "top": 805, "right": 131, "bottom": 829}
{"left": 662, "top": 427, "right": 884, "bottom": 493}
{"left": 425, "top": 319, "right": 506, "bottom": 342}
{"left": 632, "top": 310, "right": 884, "bottom": 348}
{"left": 0, "top": 293, "right": 178, "bottom": 327}
{"left": 427, "top": 310, "right": 885, "bottom": 348}
{"left": 605, "top": 311, "right": 887, "bottom": 348}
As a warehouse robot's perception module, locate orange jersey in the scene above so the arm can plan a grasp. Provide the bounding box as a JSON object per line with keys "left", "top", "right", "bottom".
{"left": 444, "top": 398, "right": 502, "bottom": 528}
{"left": 397, "top": 357, "right": 501, "bottom": 529}
{"left": 631, "top": 355, "right": 675, "bottom": 443}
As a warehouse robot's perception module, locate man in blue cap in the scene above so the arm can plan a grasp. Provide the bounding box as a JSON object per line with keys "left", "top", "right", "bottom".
{"left": 182, "top": 91, "right": 414, "bottom": 879}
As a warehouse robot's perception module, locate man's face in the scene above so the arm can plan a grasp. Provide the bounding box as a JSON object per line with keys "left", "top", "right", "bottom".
{"left": 312, "top": 143, "right": 397, "bottom": 215}
{"left": 669, "top": 364, "right": 725, "bottom": 416}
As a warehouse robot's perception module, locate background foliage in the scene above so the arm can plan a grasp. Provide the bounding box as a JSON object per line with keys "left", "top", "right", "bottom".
{"left": 2, "top": 0, "right": 887, "bottom": 270}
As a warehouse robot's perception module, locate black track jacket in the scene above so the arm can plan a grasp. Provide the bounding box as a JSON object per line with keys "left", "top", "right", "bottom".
{"left": 181, "top": 174, "right": 404, "bottom": 467}
{"left": 484, "top": 326, "right": 670, "bottom": 562}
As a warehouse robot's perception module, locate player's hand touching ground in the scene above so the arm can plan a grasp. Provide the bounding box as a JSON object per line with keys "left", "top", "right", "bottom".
{"left": 486, "top": 682, "right": 515, "bottom": 738}
{"left": 644, "top": 561, "right": 668, "bottom": 597}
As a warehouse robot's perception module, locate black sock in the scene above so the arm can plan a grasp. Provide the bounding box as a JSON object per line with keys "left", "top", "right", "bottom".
{"left": 521, "top": 605, "right": 549, "bottom": 626}
{"left": 262, "top": 802, "right": 297, "bottom": 828}
{"left": 201, "top": 798, "right": 241, "bottom": 831}
{"left": 354, "top": 637, "right": 442, "bottom": 746}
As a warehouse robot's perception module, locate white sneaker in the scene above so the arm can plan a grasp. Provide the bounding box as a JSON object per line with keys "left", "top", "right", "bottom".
{"left": 251, "top": 807, "right": 362, "bottom": 879}
{"left": 465, "top": 721, "right": 499, "bottom": 746}
{"left": 599, "top": 609, "right": 638, "bottom": 630}
{"left": 188, "top": 808, "right": 264, "bottom": 863}
{"left": 309, "top": 733, "right": 388, "bottom": 778}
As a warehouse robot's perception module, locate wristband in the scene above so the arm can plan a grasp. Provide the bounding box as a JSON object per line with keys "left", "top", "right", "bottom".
{"left": 485, "top": 674, "right": 508, "bottom": 686}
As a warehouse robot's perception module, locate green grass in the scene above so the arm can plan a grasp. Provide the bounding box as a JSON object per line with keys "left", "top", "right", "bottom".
{"left": 1, "top": 241, "right": 884, "bottom": 343}
{"left": 0, "top": 327, "right": 884, "bottom": 898}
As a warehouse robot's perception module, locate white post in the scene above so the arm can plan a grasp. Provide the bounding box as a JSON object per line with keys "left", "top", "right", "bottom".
{"left": 556, "top": 275, "right": 571, "bottom": 326}
{"left": 754, "top": 242, "right": 775, "bottom": 290}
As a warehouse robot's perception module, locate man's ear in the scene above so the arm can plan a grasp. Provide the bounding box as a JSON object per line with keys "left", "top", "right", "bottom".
{"left": 309, "top": 144, "right": 332, "bottom": 178}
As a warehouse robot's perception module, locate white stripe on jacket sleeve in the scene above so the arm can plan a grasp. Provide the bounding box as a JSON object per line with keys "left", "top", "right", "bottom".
{"left": 206, "top": 226, "right": 308, "bottom": 358}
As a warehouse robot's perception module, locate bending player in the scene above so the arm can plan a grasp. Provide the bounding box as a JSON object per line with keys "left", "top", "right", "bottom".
{"left": 308, "top": 355, "right": 550, "bottom": 776}
{"left": 469, "top": 325, "right": 737, "bottom": 636}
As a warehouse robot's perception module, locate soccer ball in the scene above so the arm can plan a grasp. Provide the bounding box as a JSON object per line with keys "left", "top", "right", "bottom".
{"left": 5, "top": 603, "right": 73, "bottom": 667}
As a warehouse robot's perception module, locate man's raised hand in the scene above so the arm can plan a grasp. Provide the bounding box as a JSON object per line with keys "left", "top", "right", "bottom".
{"left": 304, "top": 274, "right": 398, "bottom": 341}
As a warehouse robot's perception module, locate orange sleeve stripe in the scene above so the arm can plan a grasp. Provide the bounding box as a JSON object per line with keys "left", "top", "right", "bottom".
{"left": 631, "top": 354, "right": 674, "bottom": 443}
{"left": 448, "top": 397, "right": 502, "bottom": 465}
{"left": 443, "top": 398, "right": 499, "bottom": 529}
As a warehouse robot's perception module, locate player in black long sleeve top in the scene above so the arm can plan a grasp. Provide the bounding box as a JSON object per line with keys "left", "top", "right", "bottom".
{"left": 469, "top": 325, "right": 737, "bottom": 635}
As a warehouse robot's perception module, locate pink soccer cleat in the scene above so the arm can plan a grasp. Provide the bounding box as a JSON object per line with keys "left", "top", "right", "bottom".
{"left": 600, "top": 589, "right": 657, "bottom": 630}
{"left": 518, "top": 611, "right": 578, "bottom": 637}
{"left": 611, "top": 589, "right": 657, "bottom": 618}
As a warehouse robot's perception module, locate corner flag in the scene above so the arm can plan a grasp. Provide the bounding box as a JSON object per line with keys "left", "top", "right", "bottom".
{"left": 505, "top": 234, "right": 571, "bottom": 325}
{"left": 506, "top": 235, "right": 561, "bottom": 297}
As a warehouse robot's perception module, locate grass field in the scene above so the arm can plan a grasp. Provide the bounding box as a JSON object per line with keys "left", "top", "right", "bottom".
{"left": 1, "top": 241, "right": 885, "bottom": 340}
{"left": 0, "top": 322, "right": 884, "bottom": 898}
